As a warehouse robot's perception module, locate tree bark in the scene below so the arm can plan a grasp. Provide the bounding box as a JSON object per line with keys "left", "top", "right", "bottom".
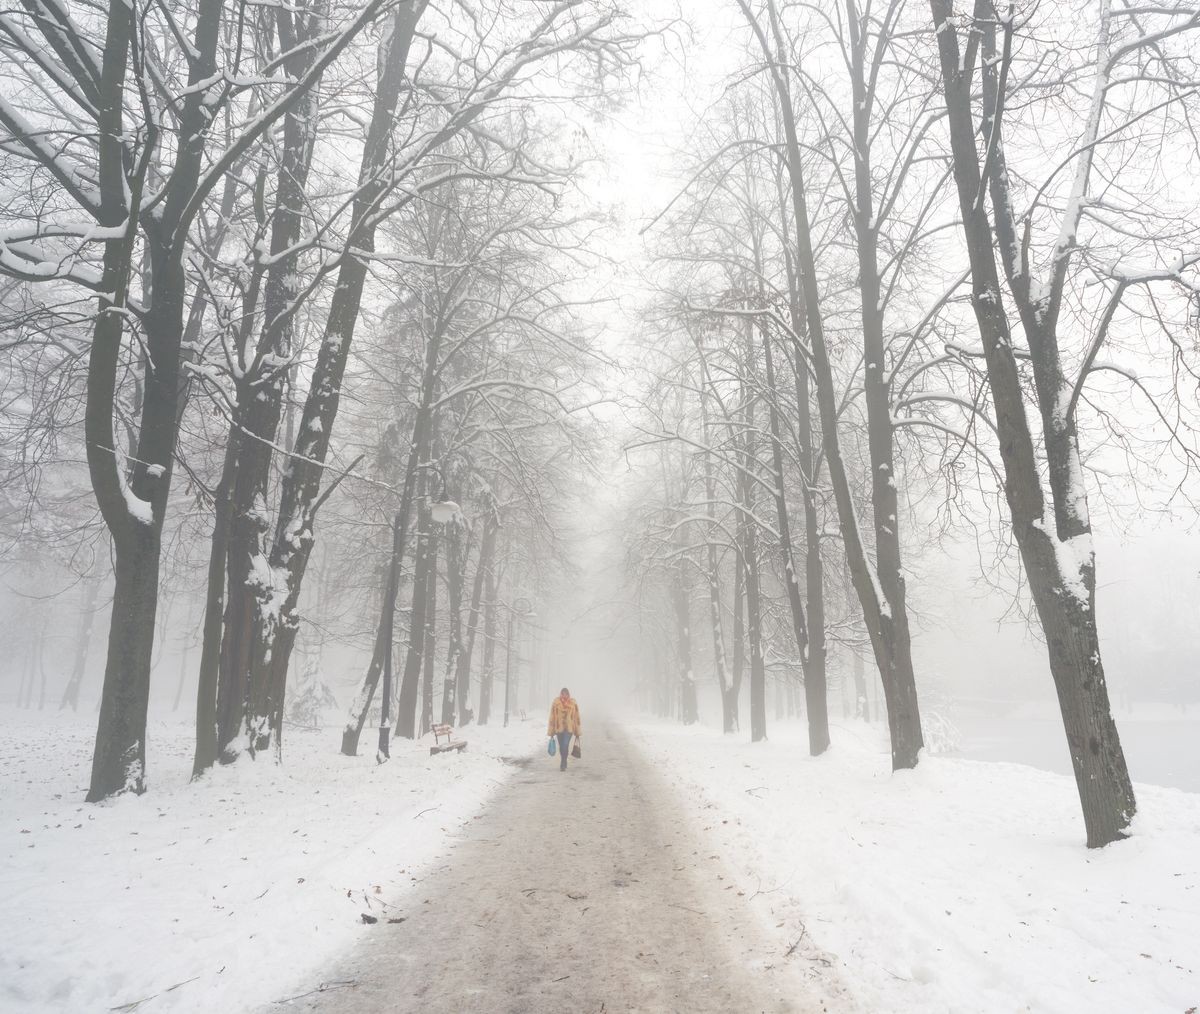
{"left": 844, "top": 0, "right": 922, "bottom": 767}
{"left": 929, "top": 0, "right": 1134, "bottom": 846}
{"left": 240, "top": 0, "right": 428, "bottom": 757}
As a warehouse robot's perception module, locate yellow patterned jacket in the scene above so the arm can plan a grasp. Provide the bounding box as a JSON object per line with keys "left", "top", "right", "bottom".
{"left": 547, "top": 697, "right": 581, "bottom": 737}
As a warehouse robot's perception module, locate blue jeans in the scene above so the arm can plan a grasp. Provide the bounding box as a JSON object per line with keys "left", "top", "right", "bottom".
{"left": 556, "top": 732, "right": 572, "bottom": 770}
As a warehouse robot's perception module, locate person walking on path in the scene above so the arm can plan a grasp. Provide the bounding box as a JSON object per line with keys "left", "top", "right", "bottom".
{"left": 547, "top": 687, "right": 581, "bottom": 772}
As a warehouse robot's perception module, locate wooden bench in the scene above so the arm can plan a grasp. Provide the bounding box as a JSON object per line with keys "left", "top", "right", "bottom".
{"left": 430, "top": 723, "right": 467, "bottom": 756}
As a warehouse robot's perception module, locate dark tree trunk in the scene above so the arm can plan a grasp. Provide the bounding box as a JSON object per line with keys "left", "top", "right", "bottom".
{"left": 929, "top": 0, "right": 1135, "bottom": 847}
{"left": 740, "top": 0, "right": 920, "bottom": 765}
{"left": 845, "top": 0, "right": 923, "bottom": 768}
{"left": 214, "top": 4, "right": 328, "bottom": 761}
{"left": 193, "top": 263, "right": 265, "bottom": 777}
{"left": 88, "top": 524, "right": 159, "bottom": 800}
{"left": 396, "top": 501, "right": 433, "bottom": 739}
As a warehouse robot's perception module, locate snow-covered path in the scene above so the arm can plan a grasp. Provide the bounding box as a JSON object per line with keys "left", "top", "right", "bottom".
{"left": 274, "top": 724, "right": 847, "bottom": 1013}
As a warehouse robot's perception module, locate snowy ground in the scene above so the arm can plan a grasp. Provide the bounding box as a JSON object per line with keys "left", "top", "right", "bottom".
{"left": 630, "top": 719, "right": 1200, "bottom": 1014}
{"left": 276, "top": 725, "right": 844, "bottom": 1014}
{"left": 0, "top": 708, "right": 538, "bottom": 1014}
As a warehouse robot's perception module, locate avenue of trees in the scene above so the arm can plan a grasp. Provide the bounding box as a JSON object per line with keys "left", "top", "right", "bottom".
{"left": 621, "top": 0, "right": 1200, "bottom": 848}
{"left": 0, "top": 0, "right": 636, "bottom": 797}
{"left": 2, "top": 0, "right": 1200, "bottom": 852}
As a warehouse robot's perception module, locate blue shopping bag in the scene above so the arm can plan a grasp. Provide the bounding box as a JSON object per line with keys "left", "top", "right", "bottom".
{"left": 547, "top": 736, "right": 556, "bottom": 756}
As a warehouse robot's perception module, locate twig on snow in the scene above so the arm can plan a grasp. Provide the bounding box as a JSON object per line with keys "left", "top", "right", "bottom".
{"left": 272, "top": 979, "right": 358, "bottom": 1004}
{"left": 109, "top": 976, "right": 200, "bottom": 1011}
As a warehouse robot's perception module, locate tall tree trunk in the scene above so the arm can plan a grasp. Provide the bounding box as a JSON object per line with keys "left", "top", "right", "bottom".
{"left": 341, "top": 319, "right": 441, "bottom": 752}
{"left": 744, "top": 522, "right": 766, "bottom": 743}
{"left": 786, "top": 321, "right": 829, "bottom": 751}
{"left": 236, "top": 0, "right": 426, "bottom": 758}
{"left": 215, "top": 2, "right": 329, "bottom": 760}
{"left": 421, "top": 535, "right": 438, "bottom": 737}
{"left": 929, "top": 0, "right": 1134, "bottom": 846}
{"left": 396, "top": 498, "right": 433, "bottom": 739}
{"left": 760, "top": 323, "right": 828, "bottom": 753}
{"left": 739, "top": 0, "right": 920, "bottom": 765}
{"left": 88, "top": 525, "right": 160, "bottom": 800}
{"left": 845, "top": 0, "right": 922, "bottom": 766}
{"left": 456, "top": 502, "right": 497, "bottom": 726}
{"left": 193, "top": 262, "right": 266, "bottom": 777}
{"left": 440, "top": 508, "right": 464, "bottom": 726}
{"left": 735, "top": 339, "right": 767, "bottom": 743}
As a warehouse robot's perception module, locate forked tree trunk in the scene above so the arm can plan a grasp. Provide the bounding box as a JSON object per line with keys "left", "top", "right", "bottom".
{"left": 845, "top": 0, "right": 922, "bottom": 767}
{"left": 929, "top": 0, "right": 1134, "bottom": 846}
{"left": 239, "top": 1, "right": 428, "bottom": 757}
